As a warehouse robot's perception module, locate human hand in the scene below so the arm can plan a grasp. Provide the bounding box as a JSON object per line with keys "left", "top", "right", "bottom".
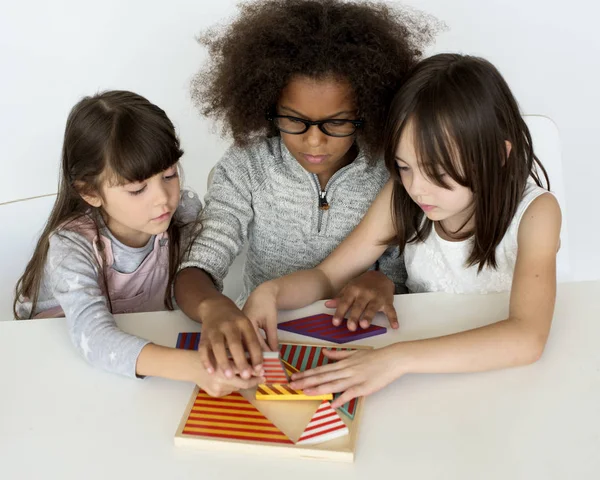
{"left": 325, "top": 270, "right": 398, "bottom": 331}
{"left": 289, "top": 346, "right": 404, "bottom": 408}
{"left": 198, "top": 296, "right": 264, "bottom": 380}
{"left": 186, "top": 349, "right": 265, "bottom": 397}
{"left": 242, "top": 282, "right": 280, "bottom": 351}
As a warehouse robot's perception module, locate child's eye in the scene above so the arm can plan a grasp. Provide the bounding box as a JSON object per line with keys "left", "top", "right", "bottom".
{"left": 326, "top": 120, "right": 348, "bottom": 126}
{"left": 396, "top": 164, "right": 409, "bottom": 172}
{"left": 164, "top": 171, "right": 179, "bottom": 180}
{"left": 128, "top": 185, "right": 147, "bottom": 196}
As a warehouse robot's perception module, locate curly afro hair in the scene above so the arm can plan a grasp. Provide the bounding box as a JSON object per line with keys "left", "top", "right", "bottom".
{"left": 192, "top": 0, "right": 441, "bottom": 159}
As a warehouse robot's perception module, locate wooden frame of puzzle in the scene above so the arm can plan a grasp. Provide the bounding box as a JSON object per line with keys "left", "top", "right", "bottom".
{"left": 174, "top": 341, "right": 369, "bottom": 462}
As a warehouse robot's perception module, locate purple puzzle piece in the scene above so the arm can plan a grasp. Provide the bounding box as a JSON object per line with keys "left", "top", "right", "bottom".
{"left": 176, "top": 332, "right": 201, "bottom": 350}
{"left": 277, "top": 313, "right": 386, "bottom": 344}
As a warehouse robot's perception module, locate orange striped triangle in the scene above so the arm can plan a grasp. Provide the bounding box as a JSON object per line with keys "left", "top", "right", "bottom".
{"left": 182, "top": 391, "right": 292, "bottom": 444}
{"left": 297, "top": 401, "right": 349, "bottom": 445}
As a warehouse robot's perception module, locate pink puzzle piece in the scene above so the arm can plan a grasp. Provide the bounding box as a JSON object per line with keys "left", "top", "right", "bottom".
{"left": 262, "top": 351, "right": 289, "bottom": 383}
{"left": 278, "top": 313, "right": 386, "bottom": 344}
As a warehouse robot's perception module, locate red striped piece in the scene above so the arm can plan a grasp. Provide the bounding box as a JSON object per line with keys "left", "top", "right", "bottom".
{"left": 296, "top": 401, "right": 349, "bottom": 445}
{"left": 262, "top": 351, "right": 289, "bottom": 384}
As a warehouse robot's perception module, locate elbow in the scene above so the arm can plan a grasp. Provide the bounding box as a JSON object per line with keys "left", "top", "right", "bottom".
{"left": 522, "top": 333, "right": 548, "bottom": 365}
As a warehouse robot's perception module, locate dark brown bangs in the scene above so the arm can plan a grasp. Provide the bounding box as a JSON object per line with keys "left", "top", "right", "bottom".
{"left": 104, "top": 108, "right": 183, "bottom": 187}
{"left": 411, "top": 112, "right": 468, "bottom": 190}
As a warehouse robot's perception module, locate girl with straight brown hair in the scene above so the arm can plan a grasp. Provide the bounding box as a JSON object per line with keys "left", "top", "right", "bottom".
{"left": 244, "top": 54, "right": 562, "bottom": 407}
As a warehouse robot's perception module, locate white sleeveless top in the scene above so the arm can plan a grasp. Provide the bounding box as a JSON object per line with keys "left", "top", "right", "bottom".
{"left": 404, "top": 183, "right": 551, "bottom": 294}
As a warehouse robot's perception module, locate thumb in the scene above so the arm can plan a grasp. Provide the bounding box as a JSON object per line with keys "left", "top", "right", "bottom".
{"left": 266, "top": 311, "right": 280, "bottom": 351}
{"left": 324, "top": 298, "right": 338, "bottom": 309}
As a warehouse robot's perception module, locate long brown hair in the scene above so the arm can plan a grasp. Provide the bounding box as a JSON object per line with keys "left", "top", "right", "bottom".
{"left": 14, "top": 90, "right": 196, "bottom": 318}
{"left": 384, "top": 54, "right": 549, "bottom": 271}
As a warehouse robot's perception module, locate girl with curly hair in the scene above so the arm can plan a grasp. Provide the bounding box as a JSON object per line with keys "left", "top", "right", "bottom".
{"left": 175, "top": 0, "right": 439, "bottom": 381}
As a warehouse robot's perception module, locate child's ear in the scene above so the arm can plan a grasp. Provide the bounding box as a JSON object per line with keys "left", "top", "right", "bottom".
{"left": 74, "top": 181, "right": 103, "bottom": 208}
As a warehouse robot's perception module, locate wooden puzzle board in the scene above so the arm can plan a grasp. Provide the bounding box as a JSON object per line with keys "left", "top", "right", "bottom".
{"left": 174, "top": 342, "right": 369, "bottom": 462}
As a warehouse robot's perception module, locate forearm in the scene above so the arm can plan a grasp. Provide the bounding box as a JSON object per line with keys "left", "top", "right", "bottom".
{"left": 136, "top": 343, "right": 198, "bottom": 381}
{"left": 261, "top": 268, "right": 335, "bottom": 310}
{"left": 394, "top": 317, "right": 549, "bottom": 375}
{"left": 174, "top": 267, "right": 235, "bottom": 323}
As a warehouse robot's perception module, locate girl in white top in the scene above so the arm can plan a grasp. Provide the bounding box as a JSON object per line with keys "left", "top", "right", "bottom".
{"left": 243, "top": 53, "right": 562, "bottom": 408}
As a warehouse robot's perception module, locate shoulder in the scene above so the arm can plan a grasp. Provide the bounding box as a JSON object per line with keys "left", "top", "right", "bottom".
{"left": 48, "top": 226, "right": 99, "bottom": 272}
{"left": 517, "top": 192, "right": 561, "bottom": 252}
{"left": 215, "top": 136, "right": 281, "bottom": 179}
{"left": 175, "top": 189, "right": 203, "bottom": 223}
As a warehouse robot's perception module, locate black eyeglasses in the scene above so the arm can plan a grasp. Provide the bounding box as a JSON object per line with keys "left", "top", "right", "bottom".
{"left": 267, "top": 114, "right": 364, "bottom": 137}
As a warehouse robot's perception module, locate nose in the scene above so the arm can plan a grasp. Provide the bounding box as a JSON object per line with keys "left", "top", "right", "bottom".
{"left": 154, "top": 181, "right": 170, "bottom": 206}
{"left": 407, "top": 168, "right": 429, "bottom": 197}
{"left": 305, "top": 124, "right": 327, "bottom": 148}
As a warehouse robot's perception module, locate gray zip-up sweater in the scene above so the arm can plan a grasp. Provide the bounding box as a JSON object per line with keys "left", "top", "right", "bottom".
{"left": 180, "top": 136, "right": 406, "bottom": 306}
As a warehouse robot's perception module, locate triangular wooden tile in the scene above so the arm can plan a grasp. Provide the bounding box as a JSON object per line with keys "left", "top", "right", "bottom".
{"left": 296, "top": 400, "right": 349, "bottom": 445}
{"left": 181, "top": 390, "right": 293, "bottom": 444}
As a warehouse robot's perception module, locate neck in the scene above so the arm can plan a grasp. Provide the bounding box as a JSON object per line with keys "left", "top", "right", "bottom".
{"left": 101, "top": 212, "right": 151, "bottom": 248}
{"left": 437, "top": 208, "right": 475, "bottom": 242}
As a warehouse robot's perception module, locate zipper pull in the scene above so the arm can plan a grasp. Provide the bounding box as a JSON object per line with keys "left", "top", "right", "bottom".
{"left": 319, "top": 190, "right": 330, "bottom": 210}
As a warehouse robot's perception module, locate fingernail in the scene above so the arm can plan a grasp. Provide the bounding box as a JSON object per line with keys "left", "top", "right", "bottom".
{"left": 207, "top": 367, "right": 214, "bottom": 374}
{"left": 225, "top": 369, "right": 232, "bottom": 378}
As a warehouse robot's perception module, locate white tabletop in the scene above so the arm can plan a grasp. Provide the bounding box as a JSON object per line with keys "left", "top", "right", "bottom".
{"left": 1, "top": 281, "right": 599, "bottom": 479}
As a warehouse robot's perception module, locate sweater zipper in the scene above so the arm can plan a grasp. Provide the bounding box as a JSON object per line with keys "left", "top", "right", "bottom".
{"left": 312, "top": 170, "right": 344, "bottom": 233}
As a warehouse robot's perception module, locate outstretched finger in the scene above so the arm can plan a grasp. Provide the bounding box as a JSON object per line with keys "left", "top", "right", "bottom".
{"left": 226, "top": 333, "right": 253, "bottom": 380}
{"left": 302, "top": 377, "right": 355, "bottom": 396}
{"left": 332, "top": 295, "right": 354, "bottom": 327}
{"left": 345, "top": 298, "right": 368, "bottom": 331}
{"left": 324, "top": 298, "right": 338, "bottom": 309}
{"left": 358, "top": 303, "right": 379, "bottom": 329}
{"left": 264, "top": 316, "right": 279, "bottom": 352}
{"left": 242, "top": 326, "right": 265, "bottom": 375}
{"left": 211, "top": 337, "right": 235, "bottom": 379}
{"left": 329, "top": 387, "right": 361, "bottom": 409}
{"left": 322, "top": 349, "right": 357, "bottom": 361}
{"left": 198, "top": 340, "right": 216, "bottom": 374}
{"left": 382, "top": 304, "right": 399, "bottom": 329}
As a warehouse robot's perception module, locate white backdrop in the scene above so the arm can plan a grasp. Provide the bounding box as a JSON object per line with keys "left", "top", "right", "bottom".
{"left": 1, "top": 0, "right": 598, "bottom": 281}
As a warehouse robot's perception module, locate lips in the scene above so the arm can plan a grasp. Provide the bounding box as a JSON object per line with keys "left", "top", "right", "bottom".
{"left": 152, "top": 212, "right": 171, "bottom": 222}
{"left": 418, "top": 203, "right": 436, "bottom": 212}
{"left": 303, "top": 153, "right": 329, "bottom": 165}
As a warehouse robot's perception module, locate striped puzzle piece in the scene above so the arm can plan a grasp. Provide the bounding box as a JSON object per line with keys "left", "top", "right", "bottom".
{"left": 256, "top": 384, "right": 332, "bottom": 401}
{"left": 181, "top": 390, "right": 292, "bottom": 444}
{"left": 176, "top": 332, "right": 201, "bottom": 350}
{"left": 280, "top": 358, "right": 300, "bottom": 377}
{"left": 296, "top": 401, "right": 349, "bottom": 445}
{"left": 279, "top": 344, "right": 358, "bottom": 419}
{"left": 262, "top": 351, "right": 289, "bottom": 383}
{"left": 278, "top": 313, "right": 386, "bottom": 344}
